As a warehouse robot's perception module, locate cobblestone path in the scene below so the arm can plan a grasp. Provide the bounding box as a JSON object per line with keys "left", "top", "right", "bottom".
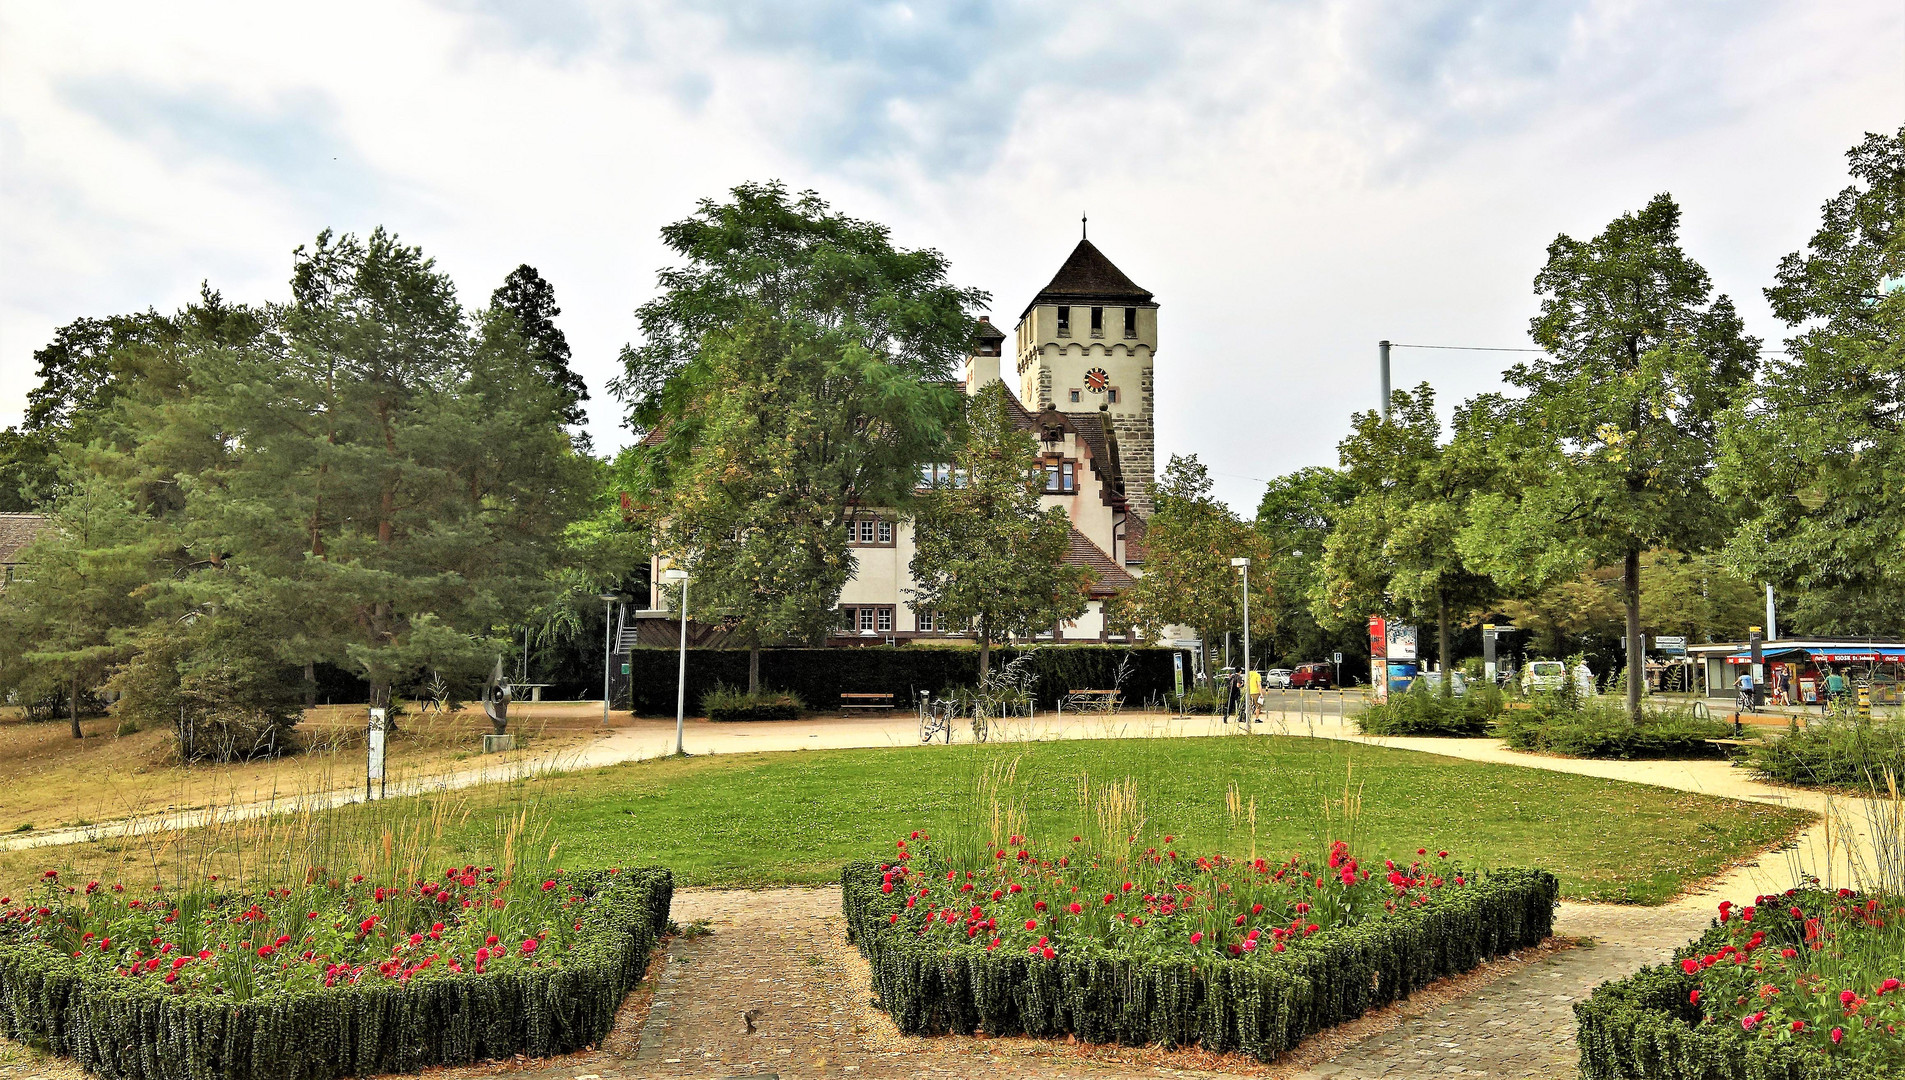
{"left": 1285, "top": 906, "right": 1711, "bottom": 1080}
{"left": 618, "top": 890, "right": 1710, "bottom": 1080}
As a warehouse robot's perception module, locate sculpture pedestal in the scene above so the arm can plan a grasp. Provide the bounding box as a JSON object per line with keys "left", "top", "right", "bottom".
{"left": 481, "top": 733, "right": 517, "bottom": 753}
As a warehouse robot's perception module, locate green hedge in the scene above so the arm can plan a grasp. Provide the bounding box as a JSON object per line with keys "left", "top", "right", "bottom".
{"left": 1357, "top": 683, "right": 1504, "bottom": 737}
{"left": 840, "top": 861, "right": 1556, "bottom": 1061}
{"left": 0, "top": 867, "right": 673, "bottom": 1080}
{"left": 1743, "top": 720, "right": 1905, "bottom": 789}
{"left": 1575, "top": 918, "right": 1869, "bottom": 1079}
{"left": 1499, "top": 701, "right": 1734, "bottom": 760}
{"left": 627, "top": 646, "right": 1192, "bottom": 715}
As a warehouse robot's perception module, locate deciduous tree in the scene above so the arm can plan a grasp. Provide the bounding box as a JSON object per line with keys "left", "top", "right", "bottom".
{"left": 1462, "top": 194, "right": 1758, "bottom": 718}
{"left": 909, "top": 382, "right": 1090, "bottom": 677}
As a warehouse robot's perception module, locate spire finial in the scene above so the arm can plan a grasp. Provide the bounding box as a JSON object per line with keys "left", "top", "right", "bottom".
{"left": 1081, "top": 213, "right": 1087, "bottom": 240}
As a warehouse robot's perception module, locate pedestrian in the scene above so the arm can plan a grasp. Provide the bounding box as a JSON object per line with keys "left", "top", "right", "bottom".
{"left": 1222, "top": 668, "right": 1241, "bottom": 722}
{"left": 1824, "top": 668, "right": 1848, "bottom": 713}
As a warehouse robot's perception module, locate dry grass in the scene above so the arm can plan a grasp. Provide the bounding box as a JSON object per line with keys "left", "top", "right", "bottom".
{"left": 0, "top": 702, "right": 629, "bottom": 838}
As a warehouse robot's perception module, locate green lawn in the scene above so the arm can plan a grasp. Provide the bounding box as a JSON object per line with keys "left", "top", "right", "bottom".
{"left": 482, "top": 736, "right": 1806, "bottom": 905}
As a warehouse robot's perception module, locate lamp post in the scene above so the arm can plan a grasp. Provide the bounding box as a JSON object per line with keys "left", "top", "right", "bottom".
{"left": 662, "top": 568, "right": 690, "bottom": 756}
{"left": 597, "top": 594, "right": 618, "bottom": 726}
{"left": 1231, "top": 557, "right": 1251, "bottom": 726}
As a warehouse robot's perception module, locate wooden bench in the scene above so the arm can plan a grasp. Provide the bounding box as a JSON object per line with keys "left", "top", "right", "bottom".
{"left": 841, "top": 692, "right": 896, "bottom": 712}
{"left": 1059, "top": 689, "right": 1122, "bottom": 715}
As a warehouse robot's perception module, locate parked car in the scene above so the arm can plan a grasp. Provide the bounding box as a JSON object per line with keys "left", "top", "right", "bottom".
{"left": 1262, "top": 668, "right": 1293, "bottom": 689}
{"left": 1413, "top": 668, "right": 1469, "bottom": 697}
{"left": 1290, "top": 662, "right": 1335, "bottom": 689}
{"left": 1521, "top": 660, "right": 1596, "bottom": 697}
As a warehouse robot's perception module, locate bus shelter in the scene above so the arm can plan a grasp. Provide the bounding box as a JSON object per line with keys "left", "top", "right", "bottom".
{"left": 1706, "top": 641, "right": 1905, "bottom": 706}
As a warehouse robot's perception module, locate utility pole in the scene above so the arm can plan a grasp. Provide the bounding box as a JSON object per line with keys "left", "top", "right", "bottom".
{"left": 1765, "top": 584, "right": 1777, "bottom": 642}
{"left": 1379, "top": 340, "right": 1392, "bottom": 420}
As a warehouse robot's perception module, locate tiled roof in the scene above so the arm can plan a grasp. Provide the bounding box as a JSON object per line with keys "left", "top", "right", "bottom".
{"left": 1022, "top": 239, "right": 1154, "bottom": 317}
{"left": 0, "top": 513, "right": 46, "bottom": 564}
{"left": 1066, "top": 527, "right": 1136, "bottom": 598}
{"left": 1122, "top": 511, "right": 1146, "bottom": 566}
{"left": 1060, "top": 411, "right": 1123, "bottom": 492}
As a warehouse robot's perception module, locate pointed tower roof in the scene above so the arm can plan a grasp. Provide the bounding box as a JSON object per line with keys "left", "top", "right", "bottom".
{"left": 1021, "top": 239, "right": 1154, "bottom": 318}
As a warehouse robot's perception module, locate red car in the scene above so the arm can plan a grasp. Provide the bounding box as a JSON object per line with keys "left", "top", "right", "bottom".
{"left": 1289, "top": 662, "right": 1335, "bottom": 689}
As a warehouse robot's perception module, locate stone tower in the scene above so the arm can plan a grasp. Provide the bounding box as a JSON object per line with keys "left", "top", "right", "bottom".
{"left": 1013, "top": 238, "right": 1158, "bottom": 514}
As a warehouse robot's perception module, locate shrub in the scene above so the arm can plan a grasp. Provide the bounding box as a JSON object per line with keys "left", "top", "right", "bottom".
{"left": 1500, "top": 698, "right": 1733, "bottom": 759}
{"left": 1576, "top": 890, "right": 1903, "bottom": 1078}
{"left": 842, "top": 836, "right": 1556, "bottom": 1061}
{"left": 0, "top": 865, "right": 674, "bottom": 1080}
{"left": 699, "top": 684, "right": 806, "bottom": 722}
{"left": 1743, "top": 719, "right": 1905, "bottom": 790}
{"left": 1357, "top": 681, "right": 1504, "bottom": 737}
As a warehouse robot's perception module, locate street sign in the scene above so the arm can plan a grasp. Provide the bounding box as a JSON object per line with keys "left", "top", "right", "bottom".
{"left": 1654, "top": 635, "right": 1687, "bottom": 655}
{"left": 1332, "top": 651, "right": 1343, "bottom": 668}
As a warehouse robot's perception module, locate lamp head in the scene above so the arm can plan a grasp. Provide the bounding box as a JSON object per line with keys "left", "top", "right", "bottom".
{"left": 661, "top": 569, "right": 689, "bottom": 583}
{"left": 1230, "top": 557, "right": 1250, "bottom": 568}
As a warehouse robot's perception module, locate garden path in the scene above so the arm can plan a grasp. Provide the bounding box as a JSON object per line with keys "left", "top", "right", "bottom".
{"left": 542, "top": 888, "right": 1708, "bottom": 1080}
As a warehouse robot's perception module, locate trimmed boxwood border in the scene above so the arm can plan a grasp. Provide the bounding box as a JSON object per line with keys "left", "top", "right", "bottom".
{"left": 841, "top": 860, "right": 1557, "bottom": 1062}
{"left": 0, "top": 867, "right": 673, "bottom": 1080}
{"left": 1575, "top": 912, "right": 1878, "bottom": 1080}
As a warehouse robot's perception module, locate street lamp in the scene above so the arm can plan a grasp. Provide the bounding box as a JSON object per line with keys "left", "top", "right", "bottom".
{"left": 1231, "top": 557, "right": 1252, "bottom": 726}
{"left": 662, "top": 568, "right": 690, "bottom": 756}
{"left": 597, "top": 594, "right": 618, "bottom": 726}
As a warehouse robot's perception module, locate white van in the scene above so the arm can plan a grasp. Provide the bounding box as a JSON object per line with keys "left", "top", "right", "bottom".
{"left": 1522, "top": 660, "right": 1596, "bottom": 697}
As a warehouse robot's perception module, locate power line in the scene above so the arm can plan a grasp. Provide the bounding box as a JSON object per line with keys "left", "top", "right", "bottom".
{"left": 1386, "top": 343, "right": 1546, "bottom": 353}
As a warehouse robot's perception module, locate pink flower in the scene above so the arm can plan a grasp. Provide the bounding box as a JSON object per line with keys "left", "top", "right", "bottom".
{"left": 1190, "top": 932, "right": 1203, "bottom": 945}
{"left": 520, "top": 938, "right": 539, "bottom": 956}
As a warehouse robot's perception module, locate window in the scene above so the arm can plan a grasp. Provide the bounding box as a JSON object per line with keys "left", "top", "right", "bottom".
{"left": 1068, "top": 388, "right": 1081, "bottom": 403}
{"left": 1056, "top": 306, "right": 1071, "bottom": 336}
{"left": 848, "top": 517, "right": 895, "bottom": 546}
{"left": 1107, "top": 387, "right": 1120, "bottom": 404}
{"left": 1044, "top": 459, "right": 1076, "bottom": 494}
{"left": 859, "top": 607, "right": 877, "bottom": 631}
{"left": 877, "top": 608, "right": 893, "bottom": 632}
{"left": 1090, "top": 306, "right": 1104, "bottom": 337}
{"left": 917, "top": 609, "right": 937, "bottom": 632}
{"left": 1123, "top": 307, "right": 1138, "bottom": 338}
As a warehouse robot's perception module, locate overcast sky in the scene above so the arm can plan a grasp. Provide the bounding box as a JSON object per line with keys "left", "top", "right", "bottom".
{"left": 2, "top": 1, "right": 1900, "bottom": 511}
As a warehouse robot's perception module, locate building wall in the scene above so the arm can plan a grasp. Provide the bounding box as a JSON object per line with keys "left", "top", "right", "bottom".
{"left": 1015, "top": 304, "right": 1156, "bottom": 515}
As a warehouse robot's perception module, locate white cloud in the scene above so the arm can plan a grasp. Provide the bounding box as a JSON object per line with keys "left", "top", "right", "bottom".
{"left": 0, "top": 0, "right": 1898, "bottom": 511}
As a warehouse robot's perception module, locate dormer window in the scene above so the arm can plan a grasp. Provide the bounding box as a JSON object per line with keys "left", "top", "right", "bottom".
{"left": 1056, "top": 306, "right": 1071, "bottom": 337}
{"left": 1124, "top": 307, "right": 1137, "bottom": 338}
{"left": 1090, "top": 307, "right": 1104, "bottom": 337}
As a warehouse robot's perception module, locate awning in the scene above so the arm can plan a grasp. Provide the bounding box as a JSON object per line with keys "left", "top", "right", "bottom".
{"left": 1725, "top": 646, "right": 1905, "bottom": 664}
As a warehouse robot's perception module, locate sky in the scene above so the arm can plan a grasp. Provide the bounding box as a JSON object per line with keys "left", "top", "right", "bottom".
{"left": 1, "top": 1, "right": 1900, "bottom": 512}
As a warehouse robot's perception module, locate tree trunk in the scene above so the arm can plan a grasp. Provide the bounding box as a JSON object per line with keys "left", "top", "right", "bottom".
{"left": 303, "top": 661, "right": 317, "bottom": 709}
{"left": 1437, "top": 589, "right": 1453, "bottom": 697}
{"left": 69, "top": 674, "right": 82, "bottom": 740}
{"left": 747, "top": 637, "right": 761, "bottom": 696}
{"left": 1624, "top": 545, "right": 1643, "bottom": 722}
{"left": 978, "top": 615, "right": 991, "bottom": 679}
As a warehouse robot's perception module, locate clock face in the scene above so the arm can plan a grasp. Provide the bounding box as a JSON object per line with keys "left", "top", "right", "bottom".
{"left": 1084, "top": 367, "right": 1109, "bottom": 393}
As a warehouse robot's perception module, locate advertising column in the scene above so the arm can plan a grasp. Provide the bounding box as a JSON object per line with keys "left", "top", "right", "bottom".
{"left": 1369, "top": 615, "right": 1388, "bottom": 704}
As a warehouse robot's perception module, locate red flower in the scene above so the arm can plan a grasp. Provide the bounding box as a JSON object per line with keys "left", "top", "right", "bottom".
{"left": 1024, "top": 920, "right": 1038, "bottom": 931}
{"left": 1831, "top": 1028, "right": 1844, "bottom": 1044}
{"left": 1690, "top": 990, "right": 1701, "bottom": 1005}
{"left": 1190, "top": 932, "right": 1203, "bottom": 944}
{"left": 521, "top": 938, "right": 539, "bottom": 955}
{"left": 1067, "top": 903, "right": 1083, "bottom": 914}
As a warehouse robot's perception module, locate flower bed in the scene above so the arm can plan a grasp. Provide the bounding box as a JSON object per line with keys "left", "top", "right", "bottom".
{"left": 842, "top": 834, "right": 1556, "bottom": 1061}
{"left": 1355, "top": 682, "right": 1503, "bottom": 737}
{"left": 1576, "top": 889, "right": 1905, "bottom": 1078}
{"left": 0, "top": 865, "right": 673, "bottom": 1080}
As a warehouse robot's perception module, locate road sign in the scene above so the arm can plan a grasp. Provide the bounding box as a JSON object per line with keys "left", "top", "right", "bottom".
{"left": 1333, "top": 651, "right": 1343, "bottom": 668}
{"left": 1654, "top": 635, "right": 1688, "bottom": 655}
